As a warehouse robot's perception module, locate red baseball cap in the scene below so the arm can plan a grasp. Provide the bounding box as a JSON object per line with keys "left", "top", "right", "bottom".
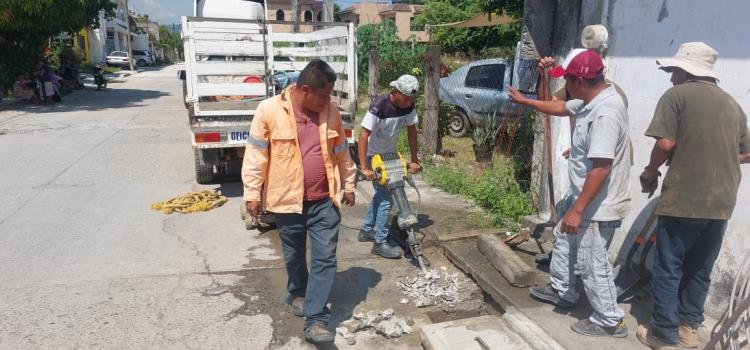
{"left": 549, "top": 49, "right": 604, "bottom": 79}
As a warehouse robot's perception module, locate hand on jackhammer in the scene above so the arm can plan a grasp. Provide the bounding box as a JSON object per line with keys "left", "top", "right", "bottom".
{"left": 246, "top": 201, "right": 262, "bottom": 218}
{"left": 639, "top": 168, "right": 661, "bottom": 198}
{"left": 360, "top": 169, "right": 376, "bottom": 181}
{"left": 409, "top": 162, "right": 422, "bottom": 174}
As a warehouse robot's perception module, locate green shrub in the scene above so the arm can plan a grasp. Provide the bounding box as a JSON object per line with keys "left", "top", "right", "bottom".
{"left": 423, "top": 159, "right": 533, "bottom": 229}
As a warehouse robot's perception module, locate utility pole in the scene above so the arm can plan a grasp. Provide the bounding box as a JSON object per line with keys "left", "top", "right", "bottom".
{"left": 325, "top": 0, "right": 334, "bottom": 22}
{"left": 125, "top": 0, "right": 135, "bottom": 71}
{"left": 292, "top": 0, "right": 300, "bottom": 32}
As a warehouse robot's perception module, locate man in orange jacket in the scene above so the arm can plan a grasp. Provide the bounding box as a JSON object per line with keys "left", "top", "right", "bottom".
{"left": 242, "top": 59, "right": 357, "bottom": 343}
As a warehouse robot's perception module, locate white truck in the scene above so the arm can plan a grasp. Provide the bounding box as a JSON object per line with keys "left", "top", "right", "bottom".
{"left": 181, "top": 0, "right": 357, "bottom": 183}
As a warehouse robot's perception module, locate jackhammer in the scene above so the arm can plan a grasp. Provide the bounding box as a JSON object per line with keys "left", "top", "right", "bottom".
{"left": 361, "top": 152, "right": 429, "bottom": 272}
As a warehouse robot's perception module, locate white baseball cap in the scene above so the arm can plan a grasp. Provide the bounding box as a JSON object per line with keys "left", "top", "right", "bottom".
{"left": 390, "top": 74, "right": 419, "bottom": 97}
{"left": 657, "top": 42, "right": 718, "bottom": 80}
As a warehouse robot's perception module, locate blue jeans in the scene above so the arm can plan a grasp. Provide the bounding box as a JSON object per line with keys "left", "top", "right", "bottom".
{"left": 361, "top": 158, "right": 393, "bottom": 244}
{"left": 650, "top": 216, "right": 726, "bottom": 345}
{"left": 274, "top": 198, "right": 340, "bottom": 329}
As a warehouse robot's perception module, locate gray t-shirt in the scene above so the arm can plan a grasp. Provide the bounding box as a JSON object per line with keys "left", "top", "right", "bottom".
{"left": 565, "top": 85, "right": 632, "bottom": 222}
{"left": 361, "top": 110, "right": 418, "bottom": 156}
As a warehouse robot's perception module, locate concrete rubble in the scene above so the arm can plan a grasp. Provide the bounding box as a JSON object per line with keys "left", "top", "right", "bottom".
{"left": 396, "top": 269, "right": 462, "bottom": 308}
{"left": 338, "top": 309, "right": 415, "bottom": 344}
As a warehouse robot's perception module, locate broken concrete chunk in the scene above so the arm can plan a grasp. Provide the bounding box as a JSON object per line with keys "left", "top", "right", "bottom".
{"left": 399, "top": 298, "right": 410, "bottom": 304}
{"left": 335, "top": 327, "right": 357, "bottom": 345}
{"left": 397, "top": 269, "right": 462, "bottom": 308}
{"left": 339, "top": 319, "right": 363, "bottom": 333}
{"left": 381, "top": 308, "right": 394, "bottom": 318}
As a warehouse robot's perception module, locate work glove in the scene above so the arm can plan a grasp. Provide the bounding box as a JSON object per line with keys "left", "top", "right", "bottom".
{"left": 639, "top": 168, "right": 661, "bottom": 198}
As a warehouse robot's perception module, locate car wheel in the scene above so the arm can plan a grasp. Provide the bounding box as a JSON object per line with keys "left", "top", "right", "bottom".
{"left": 137, "top": 59, "right": 146, "bottom": 67}
{"left": 448, "top": 109, "right": 471, "bottom": 138}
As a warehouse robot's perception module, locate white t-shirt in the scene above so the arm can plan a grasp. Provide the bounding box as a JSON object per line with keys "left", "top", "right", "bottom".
{"left": 564, "top": 85, "right": 631, "bottom": 222}
{"left": 361, "top": 110, "right": 418, "bottom": 156}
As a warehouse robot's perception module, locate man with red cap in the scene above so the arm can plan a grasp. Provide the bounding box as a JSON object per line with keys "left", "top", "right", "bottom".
{"left": 510, "top": 49, "right": 631, "bottom": 338}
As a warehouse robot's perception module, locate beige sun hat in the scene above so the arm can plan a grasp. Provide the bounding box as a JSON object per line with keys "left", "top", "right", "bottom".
{"left": 657, "top": 42, "right": 719, "bottom": 79}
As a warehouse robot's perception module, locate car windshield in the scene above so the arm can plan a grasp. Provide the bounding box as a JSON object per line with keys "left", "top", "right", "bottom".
{"left": 110, "top": 52, "right": 127, "bottom": 57}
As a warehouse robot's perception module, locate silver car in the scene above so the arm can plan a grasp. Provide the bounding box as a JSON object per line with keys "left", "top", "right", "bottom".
{"left": 439, "top": 58, "right": 536, "bottom": 137}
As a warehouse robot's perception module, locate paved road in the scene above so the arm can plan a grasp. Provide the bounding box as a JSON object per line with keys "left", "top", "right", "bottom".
{"left": 0, "top": 66, "right": 279, "bottom": 349}
{"left": 0, "top": 65, "right": 486, "bottom": 350}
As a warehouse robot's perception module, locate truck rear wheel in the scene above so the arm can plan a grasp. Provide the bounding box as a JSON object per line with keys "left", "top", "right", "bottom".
{"left": 194, "top": 149, "right": 214, "bottom": 184}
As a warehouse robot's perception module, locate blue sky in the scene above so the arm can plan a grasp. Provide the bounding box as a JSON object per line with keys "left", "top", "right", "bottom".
{"left": 128, "top": 0, "right": 388, "bottom": 26}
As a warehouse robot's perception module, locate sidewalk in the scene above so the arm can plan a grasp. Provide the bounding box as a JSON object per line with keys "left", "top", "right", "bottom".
{"left": 441, "top": 230, "right": 717, "bottom": 350}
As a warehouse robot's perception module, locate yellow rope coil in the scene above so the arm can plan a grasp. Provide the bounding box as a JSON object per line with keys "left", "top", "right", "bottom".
{"left": 150, "top": 190, "right": 228, "bottom": 214}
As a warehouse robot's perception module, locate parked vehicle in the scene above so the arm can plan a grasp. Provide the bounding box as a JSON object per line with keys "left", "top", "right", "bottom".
{"left": 439, "top": 58, "right": 536, "bottom": 137}
{"left": 132, "top": 50, "right": 154, "bottom": 66}
{"left": 94, "top": 65, "right": 107, "bottom": 90}
{"left": 182, "top": 0, "right": 357, "bottom": 184}
{"left": 106, "top": 51, "right": 130, "bottom": 67}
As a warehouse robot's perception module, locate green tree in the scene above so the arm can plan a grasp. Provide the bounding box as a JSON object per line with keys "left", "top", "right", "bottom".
{"left": 414, "top": 0, "right": 520, "bottom": 54}
{"left": 0, "top": 0, "right": 115, "bottom": 88}
{"left": 356, "top": 21, "right": 425, "bottom": 90}
{"left": 157, "top": 25, "right": 183, "bottom": 62}
{"left": 479, "top": 0, "right": 524, "bottom": 18}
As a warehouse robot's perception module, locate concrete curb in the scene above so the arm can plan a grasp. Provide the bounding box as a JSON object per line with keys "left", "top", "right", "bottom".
{"left": 477, "top": 233, "right": 536, "bottom": 287}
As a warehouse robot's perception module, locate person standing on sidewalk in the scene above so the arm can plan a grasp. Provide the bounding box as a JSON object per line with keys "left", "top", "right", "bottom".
{"left": 357, "top": 74, "right": 421, "bottom": 259}
{"left": 636, "top": 42, "right": 750, "bottom": 350}
{"left": 509, "top": 49, "right": 632, "bottom": 338}
{"left": 242, "top": 59, "right": 357, "bottom": 344}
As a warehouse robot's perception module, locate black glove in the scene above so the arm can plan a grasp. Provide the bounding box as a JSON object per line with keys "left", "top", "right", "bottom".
{"left": 640, "top": 168, "right": 661, "bottom": 198}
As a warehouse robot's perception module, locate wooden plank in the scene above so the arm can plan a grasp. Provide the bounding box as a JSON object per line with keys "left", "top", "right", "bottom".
{"left": 270, "top": 26, "right": 348, "bottom": 43}
{"left": 194, "top": 61, "right": 266, "bottom": 76}
{"left": 191, "top": 21, "right": 264, "bottom": 32}
{"left": 189, "top": 32, "right": 266, "bottom": 41}
{"left": 272, "top": 61, "right": 347, "bottom": 73}
{"left": 273, "top": 45, "right": 348, "bottom": 58}
{"left": 194, "top": 40, "right": 266, "bottom": 56}
{"left": 477, "top": 233, "right": 536, "bottom": 287}
{"left": 196, "top": 83, "right": 266, "bottom": 97}
{"left": 198, "top": 100, "right": 261, "bottom": 111}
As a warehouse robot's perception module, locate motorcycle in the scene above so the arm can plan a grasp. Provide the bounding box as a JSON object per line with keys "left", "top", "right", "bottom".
{"left": 94, "top": 65, "right": 107, "bottom": 90}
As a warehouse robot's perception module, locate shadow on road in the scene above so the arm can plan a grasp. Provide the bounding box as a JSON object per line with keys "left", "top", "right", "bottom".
{"left": 329, "top": 266, "right": 382, "bottom": 326}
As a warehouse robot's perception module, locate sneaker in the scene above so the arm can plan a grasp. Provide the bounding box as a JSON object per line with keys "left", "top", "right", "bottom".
{"left": 358, "top": 229, "right": 375, "bottom": 242}
{"left": 529, "top": 284, "right": 575, "bottom": 308}
{"left": 637, "top": 324, "right": 679, "bottom": 350}
{"left": 678, "top": 323, "right": 700, "bottom": 348}
{"left": 304, "top": 322, "right": 335, "bottom": 343}
{"left": 571, "top": 319, "right": 628, "bottom": 338}
{"left": 291, "top": 296, "right": 304, "bottom": 317}
{"left": 372, "top": 241, "right": 402, "bottom": 259}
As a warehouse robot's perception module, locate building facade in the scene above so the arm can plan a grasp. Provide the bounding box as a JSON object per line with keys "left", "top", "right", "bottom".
{"left": 337, "top": 2, "right": 429, "bottom": 42}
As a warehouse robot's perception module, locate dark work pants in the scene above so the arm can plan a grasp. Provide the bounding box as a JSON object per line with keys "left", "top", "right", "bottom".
{"left": 650, "top": 216, "right": 726, "bottom": 344}
{"left": 275, "top": 198, "right": 340, "bottom": 330}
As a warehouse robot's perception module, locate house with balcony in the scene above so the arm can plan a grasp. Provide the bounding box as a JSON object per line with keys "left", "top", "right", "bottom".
{"left": 337, "top": 2, "right": 428, "bottom": 42}
{"left": 266, "top": 0, "right": 329, "bottom": 33}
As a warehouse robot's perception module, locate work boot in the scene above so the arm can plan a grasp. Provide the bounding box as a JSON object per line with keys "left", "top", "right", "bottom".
{"left": 529, "top": 283, "right": 575, "bottom": 308}
{"left": 304, "top": 323, "right": 335, "bottom": 343}
{"left": 571, "top": 319, "right": 628, "bottom": 338}
{"left": 678, "top": 323, "right": 700, "bottom": 348}
{"left": 372, "top": 241, "right": 402, "bottom": 259}
{"left": 636, "top": 324, "right": 679, "bottom": 350}
{"left": 358, "top": 229, "right": 375, "bottom": 242}
{"left": 291, "top": 297, "right": 304, "bottom": 317}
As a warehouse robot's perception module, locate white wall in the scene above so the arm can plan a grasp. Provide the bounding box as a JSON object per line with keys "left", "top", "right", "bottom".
{"left": 596, "top": 0, "right": 750, "bottom": 318}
